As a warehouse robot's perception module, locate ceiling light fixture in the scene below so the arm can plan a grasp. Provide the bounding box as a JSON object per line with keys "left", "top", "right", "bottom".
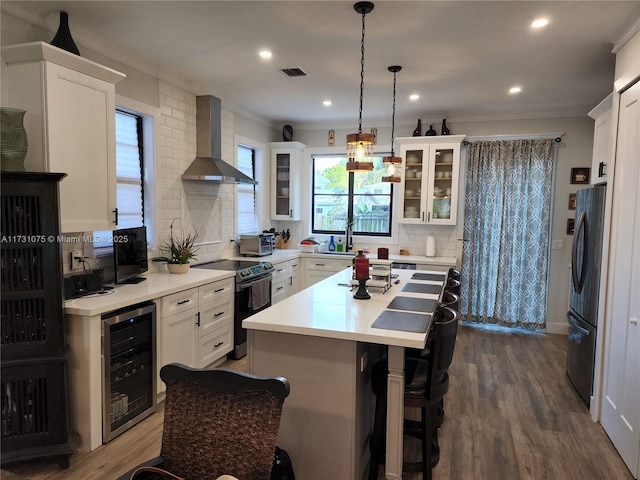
{"left": 259, "top": 50, "right": 272, "bottom": 59}
{"left": 531, "top": 18, "right": 549, "bottom": 29}
{"left": 509, "top": 86, "right": 522, "bottom": 94}
{"left": 410, "top": 94, "right": 420, "bottom": 101}
{"left": 346, "top": 1, "right": 375, "bottom": 172}
{"left": 323, "top": 100, "right": 332, "bottom": 106}
{"left": 382, "top": 65, "right": 402, "bottom": 183}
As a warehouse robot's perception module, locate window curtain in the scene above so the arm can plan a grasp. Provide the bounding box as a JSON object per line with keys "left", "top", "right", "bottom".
{"left": 460, "top": 139, "right": 554, "bottom": 329}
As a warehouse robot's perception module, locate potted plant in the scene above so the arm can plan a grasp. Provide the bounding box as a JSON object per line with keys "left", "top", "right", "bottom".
{"left": 153, "top": 228, "right": 199, "bottom": 274}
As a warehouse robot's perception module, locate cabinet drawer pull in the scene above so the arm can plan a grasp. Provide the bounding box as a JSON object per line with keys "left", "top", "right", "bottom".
{"left": 113, "top": 207, "right": 119, "bottom": 225}
{"left": 315, "top": 263, "right": 325, "bottom": 267}
{"left": 277, "top": 268, "right": 285, "bottom": 272}
{"left": 177, "top": 299, "right": 191, "bottom": 305}
{"left": 214, "top": 341, "right": 224, "bottom": 348}
{"left": 214, "top": 311, "right": 225, "bottom": 317}
{"left": 276, "top": 286, "right": 284, "bottom": 291}
{"left": 214, "top": 288, "right": 225, "bottom": 293}
{"left": 196, "top": 312, "right": 201, "bottom": 327}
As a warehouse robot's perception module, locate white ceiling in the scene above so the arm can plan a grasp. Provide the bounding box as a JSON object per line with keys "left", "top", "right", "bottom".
{"left": 13, "top": 1, "right": 640, "bottom": 129}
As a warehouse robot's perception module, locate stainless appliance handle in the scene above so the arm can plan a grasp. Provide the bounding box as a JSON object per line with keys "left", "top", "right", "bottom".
{"left": 567, "top": 311, "right": 590, "bottom": 336}
{"left": 571, "top": 211, "right": 588, "bottom": 293}
{"left": 238, "top": 274, "right": 272, "bottom": 290}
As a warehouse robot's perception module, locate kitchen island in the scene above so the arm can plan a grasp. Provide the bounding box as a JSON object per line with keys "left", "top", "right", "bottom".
{"left": 244, "top": 267, "right": 446, "bottom": 480}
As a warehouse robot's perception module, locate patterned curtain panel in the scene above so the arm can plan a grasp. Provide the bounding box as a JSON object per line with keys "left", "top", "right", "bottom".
{"left": 461, "top": 139, "right": 554, "bottom": 328}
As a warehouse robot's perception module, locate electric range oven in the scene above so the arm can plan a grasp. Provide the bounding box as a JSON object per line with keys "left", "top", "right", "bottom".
{"left": 193, "top": 259, "right": 274, "bottom": 359}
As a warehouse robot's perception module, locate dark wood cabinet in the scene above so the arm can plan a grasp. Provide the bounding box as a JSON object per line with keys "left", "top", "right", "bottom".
{"left": 1, "top": 171, "right": 74, "bottom": 467}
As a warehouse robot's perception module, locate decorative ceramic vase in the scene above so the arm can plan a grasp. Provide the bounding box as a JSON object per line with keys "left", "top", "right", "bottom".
{"left": 441, "top": 118, "right": 450, "bottom": 135}
{"left": 167, "top": 263, "right": 190, "bottom": 274}
{"left": 425, "top": 124, "right": 437, "bottom": 136}
{"left": 50, "top": 11, "right": 81, "bottom": 56}
{"left": 412, "top": 119, "right": 422, "bottom": 136}
{"left": 1, "top": 107, "right": 28, "bottom": 171}
{"left": 282, "top": 124, "right": 293, "bottom": 142}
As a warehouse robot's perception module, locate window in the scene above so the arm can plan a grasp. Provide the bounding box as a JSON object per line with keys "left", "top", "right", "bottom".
{"left": 312, "top": 155, "right": 393, "bottom": 236}
{"left": 237, "top": 144, "right": 258, "bottom": 235}
{"left": 95, "top": 106, "right": 154, "bottom": 249}
{"left": 114, "top": 110, "right": 144, "bottom": 228}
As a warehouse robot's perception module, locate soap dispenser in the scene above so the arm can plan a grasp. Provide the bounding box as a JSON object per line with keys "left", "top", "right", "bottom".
{"left": 336, "top": 237, "right": 344, "bottom": 252}
{"left": 328, "top": 235, "right": 336, "bottom": 252}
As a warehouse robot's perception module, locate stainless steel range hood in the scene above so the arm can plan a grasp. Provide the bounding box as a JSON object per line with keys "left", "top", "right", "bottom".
{"left": 182, "top": 95, "right": 257, "bottom": 184}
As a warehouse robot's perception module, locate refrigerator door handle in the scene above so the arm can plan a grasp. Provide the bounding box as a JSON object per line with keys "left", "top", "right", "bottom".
{"left": 567, "top": 311, "right": 590, "bottom": 336}
{"left": 571, "top": 211, "right": 588, "bottom": 293}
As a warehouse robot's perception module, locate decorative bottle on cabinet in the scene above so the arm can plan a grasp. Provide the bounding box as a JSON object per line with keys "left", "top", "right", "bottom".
{"left": 441, "top": 119, "right": 450, "bottom": 135}
{"left": 328, "top": 235, "right": 336, "bottom": 252}
{"left": 413, "top": 119, "right": 422, "bottom": 136}
{"left": 425, "top": 124, "right": 437, "bottom": 136}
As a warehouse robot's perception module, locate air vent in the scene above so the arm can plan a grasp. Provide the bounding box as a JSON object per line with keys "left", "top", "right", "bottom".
{"left": 281, "top": 67, "right": 308, "bottom": 78}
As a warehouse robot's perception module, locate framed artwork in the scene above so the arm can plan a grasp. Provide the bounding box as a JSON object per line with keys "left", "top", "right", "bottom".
{"left": 567, "top": 218, "right": 575, "bottom": 235}
{"left": 571, "top": 167, "right": 590, "bottom": 184}
{"left": 568, "top": 193, "right": 577, "bottom": 210}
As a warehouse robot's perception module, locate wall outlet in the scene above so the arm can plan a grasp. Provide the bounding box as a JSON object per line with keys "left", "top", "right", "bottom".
{"left": 70, "top": 250, "right": 83, "bottom": 269}
{"left": 552, "top": 240, "right": 564, "bottom": 250}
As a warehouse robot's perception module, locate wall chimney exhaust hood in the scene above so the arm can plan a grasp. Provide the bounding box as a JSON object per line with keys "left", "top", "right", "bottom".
{"left": 182, "top": 95, "right": 257, "bottom": 184}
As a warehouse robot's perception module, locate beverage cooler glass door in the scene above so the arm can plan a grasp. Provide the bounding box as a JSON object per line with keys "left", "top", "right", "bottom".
{"left": 102, "top": 301, "right": 157, "bottom": 443}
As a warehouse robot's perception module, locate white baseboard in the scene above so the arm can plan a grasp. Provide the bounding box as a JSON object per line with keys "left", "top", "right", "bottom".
{"left": 546, "top": 322, "right": 568, "bottom": 335}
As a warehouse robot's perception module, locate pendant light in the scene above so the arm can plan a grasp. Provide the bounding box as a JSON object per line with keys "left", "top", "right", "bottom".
{"left": 382, "top": 65, "right": 402, "bottom": 183}
{"left": 346, "top": 2, "right": 375, "bottom": 172}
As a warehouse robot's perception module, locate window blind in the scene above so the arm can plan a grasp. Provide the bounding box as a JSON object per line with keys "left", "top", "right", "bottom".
{"left": 237, "top": 145, "right": 258, "bottom": 235}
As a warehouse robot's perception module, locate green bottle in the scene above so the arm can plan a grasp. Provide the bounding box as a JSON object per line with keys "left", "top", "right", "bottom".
{"left": 336, "top": 237, "right": 344, "bottom": 252}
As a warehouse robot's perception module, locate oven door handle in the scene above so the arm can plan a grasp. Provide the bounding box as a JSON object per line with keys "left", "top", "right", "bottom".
{"left": 238, "top": 275, "right": 272, "bottom": 290}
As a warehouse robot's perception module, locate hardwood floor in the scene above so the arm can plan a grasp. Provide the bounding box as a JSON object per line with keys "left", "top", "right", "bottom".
{"left": 2, "top": 327, "right": 632, "bottom": 480}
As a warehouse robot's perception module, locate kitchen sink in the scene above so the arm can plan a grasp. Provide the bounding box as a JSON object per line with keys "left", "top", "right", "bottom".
{"left": 316, "top": 251, "right": 356, "bottom": 256}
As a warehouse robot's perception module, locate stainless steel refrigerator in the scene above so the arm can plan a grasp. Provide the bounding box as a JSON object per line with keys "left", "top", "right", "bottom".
{"left": 566, "top": 185, "right": 606, "bottom": 406}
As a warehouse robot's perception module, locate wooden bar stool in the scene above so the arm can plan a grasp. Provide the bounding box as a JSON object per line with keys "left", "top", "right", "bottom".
{"left": 368, "top": 307, "right": 459, "bottom": 480}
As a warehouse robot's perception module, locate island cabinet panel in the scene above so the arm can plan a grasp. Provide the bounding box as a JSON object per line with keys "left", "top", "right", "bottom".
{"left": 248, "top": 330, "right": 384, "bottom": 480}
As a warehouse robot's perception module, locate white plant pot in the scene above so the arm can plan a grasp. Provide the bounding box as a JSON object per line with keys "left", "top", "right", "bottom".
{"left": 167, "top": 263, "right": 190, "bottom": 274}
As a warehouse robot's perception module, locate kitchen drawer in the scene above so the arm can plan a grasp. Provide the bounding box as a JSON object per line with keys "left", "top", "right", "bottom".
{"left": 272, "top": 277, "right": 288, "bottom": 305}
{"left": 199, "top": 295, "right": 234, "bottom": 337}
{"left": 288, "top": 259, "right": 300, "bottom": 273}
{"left": 161, "top": 287, "right": 198, "bottom": 315}
{"left": 198, "top": 277, "right": 235, "bottom": 304}
{"left": 272, "top": 262, "right": 289, "bottom": 280}
{"left": 304, "top": 257, "right": 352, "bottom": 272}
{"left": 198, "top": 322, "right": 233, "bottom": 368}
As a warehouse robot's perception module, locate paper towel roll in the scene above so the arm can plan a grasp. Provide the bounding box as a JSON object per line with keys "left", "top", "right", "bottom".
{"left": 426, "top": 235, "right": 436, "bottom": 257}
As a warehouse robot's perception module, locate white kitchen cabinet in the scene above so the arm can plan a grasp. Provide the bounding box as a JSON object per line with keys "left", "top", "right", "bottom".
{"left": 271, "top": 258, "right": 301, "bottom": 304}
{"left": 588, "top": 93, "right": 613, "bottom": 184}
{"left": 159, "top": 277, "right": 235, "bottom": 391}
{"left": 270, "top": 141, "right": 305, "bottom": 221}
{"left": 600, "top": 79, "right": 640, "bottom": 478}
{"left": 288, "top": 258, "right": 300, "bottom": 297}
{"left": 396, "top": 135, "right": 465, "bottom": 225}
{"left": 1, "top": 42, "right": 125, "bottom": 233}
{"left": 302, "top": 256, "right": 352, "bottom": 289}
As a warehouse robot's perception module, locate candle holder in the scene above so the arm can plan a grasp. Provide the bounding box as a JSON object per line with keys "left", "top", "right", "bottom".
{"left": 353, "top": 278, "right": 371, "bottom": 300}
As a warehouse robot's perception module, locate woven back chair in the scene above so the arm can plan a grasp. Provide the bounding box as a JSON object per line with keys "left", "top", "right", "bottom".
{"left": 116, "top": 363, "right": 290, "bottom": 480}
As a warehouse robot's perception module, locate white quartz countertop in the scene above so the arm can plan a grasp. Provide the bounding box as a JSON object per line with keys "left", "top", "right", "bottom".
{"left": 64, "top": 269, "right": 235, "bottom": 317}
{"left": 243, "top": 268, "right": 446, "bottom": 349}
{"left": 237, "top": 249, "right": 456, "bottom": 266}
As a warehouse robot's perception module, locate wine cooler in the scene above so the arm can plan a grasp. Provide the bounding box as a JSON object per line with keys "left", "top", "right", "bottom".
{"left": 101, "top": 301, "right": 156, "bottom": 443}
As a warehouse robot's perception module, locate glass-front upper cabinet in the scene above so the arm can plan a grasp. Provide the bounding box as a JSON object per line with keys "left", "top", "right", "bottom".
{"left": 397, "top": 135, "right": 465, "bottom": 225}
{"left": 270, "top": 141, "right": 305, "bottom": 221}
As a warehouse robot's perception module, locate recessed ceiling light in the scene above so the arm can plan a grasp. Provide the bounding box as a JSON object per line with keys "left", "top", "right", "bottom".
{"left": 531, "top": 18, "right": 549, "bottom": 29}
{"left": 509, "top": 86, "right": 522, "bottom": 94}
{"left": 323, "top": 100, "right": 332, "bottom": 107}
{"left": 409, "top": 94, "right": 420, "bottom": 101}
{"left": 259, "top": 50, "right": 272, "bottom": 59}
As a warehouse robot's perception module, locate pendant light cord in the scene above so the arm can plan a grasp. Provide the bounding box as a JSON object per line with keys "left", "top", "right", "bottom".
{"left": 358, "top": 10, "right": 366, "bottom": 134}
{"left": 391, "top": 70, "right": 397, "bottom": 156}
